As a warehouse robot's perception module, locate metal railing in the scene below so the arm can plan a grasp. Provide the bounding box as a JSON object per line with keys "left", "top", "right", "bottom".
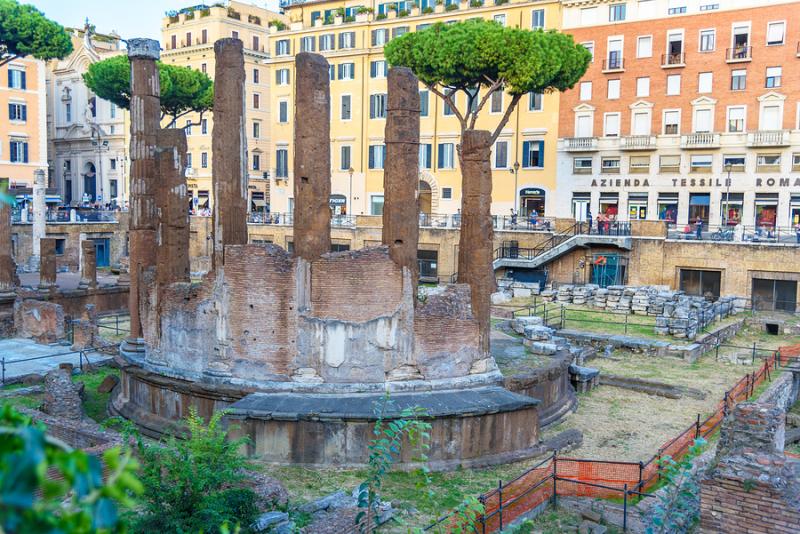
{"left": 1, "top": 349, "right": 92, "bottom": 385}
{"left": 563, "top": 137, "right": 598, "bottom": 151}
{"left": 602, "top": 57, "right": 624, "bottom": 70}
{"left": 11, "top": 209, "right": 118, "bottom": 224}
{"left": 667, "top": 223, "right": 800, "bottom": 245}
{"left": 494, "top": 221, "right": 631, "bottom": 263}
{"left": 680, "top": 132, "right": 719, "bottom": 148}
{"left": 620, "top": 135, "right": 656, "bottom": 150}
{"left": 726, "top": 45, "right": 752, "bottom": 61}
{"left": 661, "top": 51, "right": 685, "bottom": 66}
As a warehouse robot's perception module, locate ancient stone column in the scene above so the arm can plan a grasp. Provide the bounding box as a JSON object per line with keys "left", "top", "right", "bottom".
{"left": 383, "top": 67, "right": 420, "bottom": 289}
{"left": 457, "top": 130, "right": 494, "bottom": 355}
{"left": 211, "top": 38, "right": 248, "bottom": 268}
{"left": 79, "top": 240, "right": 97, "bottom": 290}
{"left": 293, "top": 53, "right": 331, "bottom": 262}
{"left": 0, "top": 178, "right": 18, "bottom": 297}
{"left": 30, "top": 169, "right": 46, "bottom": 270}
{"left": 156, "top": 129, "right": 190, "bottom": 286}
{"left": 125, "top": 38, "right": 161, "bottom": 351}
{"left": 38, "top": 237, "right": 57, "bottom": 293}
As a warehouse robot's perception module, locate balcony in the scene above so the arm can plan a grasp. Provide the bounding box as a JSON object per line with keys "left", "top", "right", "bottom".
{"left": 681, "top": 133, "right": 720, "bottom": 149}
{"left": 661, "top": 52, "right": 685, "bottom": 68}
{"left": 726, "top": 45, "right": 752, "bottom": 63}
{"left": 620, "top": 135, "right": 656, "bottom": 150}
{"left": 602, "top": 57, "right": 624, "bottom": 73}
{"left": 747, "top": 130, "right": 790, "bottom": 147}
{"left": 563, "top": 137, "right": 598, "bottom": 151}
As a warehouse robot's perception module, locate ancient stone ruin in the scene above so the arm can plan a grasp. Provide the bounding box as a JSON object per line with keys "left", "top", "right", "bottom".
{"left": 113, "top": 42, "right": 538, "bottom": 468}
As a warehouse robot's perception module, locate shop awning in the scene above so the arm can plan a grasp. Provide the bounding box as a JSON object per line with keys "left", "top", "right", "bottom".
{"left": 252, "top": 199, "right": 267, "bottom": 207}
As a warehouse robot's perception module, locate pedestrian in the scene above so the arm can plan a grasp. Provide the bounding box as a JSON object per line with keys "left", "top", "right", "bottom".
{"left": 694, "top": 217, "right": 703, "bottom": 239}
{"left": 509, "top": 208, "right": 517, "bottom": 229}
{"left": 587, "top": 210, "right": 593, "bottom": 234}
{"left": 795, "top": 223, "right": 800, "bottom": 244}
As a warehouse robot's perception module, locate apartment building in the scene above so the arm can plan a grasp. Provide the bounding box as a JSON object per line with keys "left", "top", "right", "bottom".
{"left": 0, "top": 56, "right": 48, "bottom": 196}
{"left": 161, "top": 1, "right": 286, "bottom": 212}
{"left": 556, "top": 0, "right": 800, "bottom": 230}
{"left": 268, "top": 0, "right": 561, "bottom": 217}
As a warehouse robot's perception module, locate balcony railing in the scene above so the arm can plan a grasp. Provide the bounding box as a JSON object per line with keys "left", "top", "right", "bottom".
{"left": 667, "top": 224, "right": 799, "bottom": 245}
{"left": 661, "top": 52, "right": 685, "bottom": 68}
{"left": 620, "top": 135, "right": 656, "bottom": 150}
{"left": 726, "top": 45, "right": 752, "bottom": 62}
{"left": 681, "top": 132, "right": 720, "bottom": 149}
{"left": 602, "top": 57, "right": 624, "bottom": 72}
{"left": 563, "top": 137, "right": 598, "bottom": 151}
{"left": 747, "top": 130, "right": 789, "bottom": 147}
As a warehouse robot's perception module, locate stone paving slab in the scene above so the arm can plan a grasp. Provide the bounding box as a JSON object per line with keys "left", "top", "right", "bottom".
{"left": 0, "top": 338, "right": 110, "bottom": 382}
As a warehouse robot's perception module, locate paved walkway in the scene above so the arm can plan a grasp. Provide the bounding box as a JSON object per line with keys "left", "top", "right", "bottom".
{"left": 17, "top": 272, "right": 119, "bottom": 291}
{"left": 0, "top": 339, "right": 110, "bottom": 383}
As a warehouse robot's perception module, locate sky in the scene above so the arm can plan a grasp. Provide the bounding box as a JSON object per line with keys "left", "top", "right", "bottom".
{"left": 29, "top": 0, "right": 282, "bottom": 42}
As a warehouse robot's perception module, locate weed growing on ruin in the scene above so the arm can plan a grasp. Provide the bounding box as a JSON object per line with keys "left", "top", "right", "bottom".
{"left": 647, "top": 438, "right": 706, "bottom": 534}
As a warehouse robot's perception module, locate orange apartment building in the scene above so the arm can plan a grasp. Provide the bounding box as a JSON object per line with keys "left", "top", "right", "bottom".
{"left": 556, "top": 0, "right": 800, "bottom": 231}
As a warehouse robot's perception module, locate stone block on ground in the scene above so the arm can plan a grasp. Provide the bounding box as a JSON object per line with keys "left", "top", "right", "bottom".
{"left": 523, "top": 324, "right": 553, "bottom": 341}
{"left": 252, "top": 511, "right": 289, "bottom": 532}
{"left": 97, "top": 374, "right": 120, "bottom": 394}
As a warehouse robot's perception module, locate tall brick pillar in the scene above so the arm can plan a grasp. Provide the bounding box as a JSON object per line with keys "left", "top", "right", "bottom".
{"left": 156, "top": 129, "right": 190, "bottom": 286}
{"left": 38, "top": 238, "right": 57, "bottom": 293}
{"left": 0, "top": 178, "right": 18, "bottom": 297}
{"left": 383, "top": 67, "right": 420, "bottom": 290}
{"left": 457, "top": 130, "right": 494, "bottom": 355}
{"left": 293, "top": 53, "right": 331, "bottom": 262}
{"left": 124, "top": 38, "right": 161, "bottom": 354}
{"left": 78, "top": 240, "right": 97, "bottom": 291}
{"left": 211, "top": 38, "right": 248, "bottom": 268}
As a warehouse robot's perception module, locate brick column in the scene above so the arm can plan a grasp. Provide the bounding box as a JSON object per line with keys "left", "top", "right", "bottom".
{"left": 124, "top": 38, "right": 161, "bottom": 352}
{"left": 0, "top": 178, "right": 18, "bottom": 297}
{"left": 156, "top": 129, "right": 190, "bottom": 286}
{"left": 211, "top": 38, "right": 248, "bottom": 268}
{"left": 78, "top": 240, "right": 97, "bottom": 291}
{"left": 383, "top": 67, "right": 420, "bottom": 290}
{"left": 293, "top": 53, "right": 331, "bottom": 262}
{"left": 38, "top": 238, "right": 57, "bottom": 293}
{"left": 457, "top": 130, "right": 495, "bottom": 356}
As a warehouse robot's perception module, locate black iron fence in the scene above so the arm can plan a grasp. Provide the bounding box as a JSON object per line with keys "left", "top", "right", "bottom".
{"left": 667, "top": 223, "right": 800, "bottom": 245}
{"left": 1, "top": 349, "right": 92, "bottom": 385}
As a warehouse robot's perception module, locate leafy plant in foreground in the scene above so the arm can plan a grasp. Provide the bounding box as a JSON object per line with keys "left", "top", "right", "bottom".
{"left": 647, "top": 438, "right": 707, "bottom": 534}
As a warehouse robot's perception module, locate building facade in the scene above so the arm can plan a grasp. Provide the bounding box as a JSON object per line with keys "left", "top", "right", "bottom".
{"left": 556, "top": 0, "right": 800, "bottom": 231}
{"left": 46, "top": 23, "right": 129, "bottom": 207}
{"left": 268, "top": 0, "right": 561, "bottom": 217}
{"left": 161, "top": 1, "right": 285, "bottom": 213}
{"left": 0, "top": 55, "right": 48, "bottom": 195}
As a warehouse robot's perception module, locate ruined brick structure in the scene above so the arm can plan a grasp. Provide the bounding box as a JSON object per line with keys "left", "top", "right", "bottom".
{"left": 700, "top": 402, "right": 800, "bottom": 533}
{"left": 115, "top": 46, "right": 538, "bottom": 469}
{"left": 38, "top": 238, "right": 57, "bottom": 293}
{"left": 78, "top": 240, "right": 97, "bottom": 291}
{"left": 155, "top": 129, "right": 190, "bottom": 287}
{"left": 0, "top": 178, "right": 18, "bottom": 297}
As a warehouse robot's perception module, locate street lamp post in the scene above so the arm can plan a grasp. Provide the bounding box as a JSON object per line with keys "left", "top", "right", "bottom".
{"left": 347, "top": 166, "right": 354, "bottom": 215}
{"left": 723, "top": 162, "right": 732, "bottom": 227}
{"left": 508, "top": 161, "right": 520, "bottom": 213}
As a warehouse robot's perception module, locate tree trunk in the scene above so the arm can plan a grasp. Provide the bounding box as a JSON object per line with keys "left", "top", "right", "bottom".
{"left": 457, "top": 129, "right": 494, "bottom": 356}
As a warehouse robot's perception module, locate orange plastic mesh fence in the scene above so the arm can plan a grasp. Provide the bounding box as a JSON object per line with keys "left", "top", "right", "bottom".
{"left": 555, "top": 459, "right": 641, "bottom": 498}
{"left": 480, "top": 460, "right": 553, "bottom": 532}
{"left": 779, "top": 344, "right": 800, "bottom": 365}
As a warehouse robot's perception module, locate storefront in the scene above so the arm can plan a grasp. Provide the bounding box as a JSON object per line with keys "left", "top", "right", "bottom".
{"left": 599, "top": 192, "right": 619, "bottom": 219}
{"left": 627, "top": 193, "right": 648, "bottom": 220}
{"left": 519, "top": 187, "right": 546, "bottom": 217}
{"left": 755, "top": 193, "right": 778, "bottom": 228}
{"left": 657, "top": 193, "right": 678, "bottom": 223}
{"left": 329, "top": 194, "right": 347, "bottom": 215}
{"left": 791, "top": 195, "right": 800, "bottom": 227}
{"left": 572, "top": 192, "right": 590, "bottom": 222}
{"left": 720, "top": 193, "right": 743, "bottom": 226}
{"left": 688, "top": 193, "right": 710, "bottom": 224}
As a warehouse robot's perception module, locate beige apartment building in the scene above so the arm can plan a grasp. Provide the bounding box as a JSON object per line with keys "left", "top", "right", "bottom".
{"left": 161, "top": 1, "right": 286, "bottom": 212}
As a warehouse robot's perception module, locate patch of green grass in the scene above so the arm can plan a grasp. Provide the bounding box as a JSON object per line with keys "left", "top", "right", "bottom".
{"left": 509, "top": 508, "right": 621, "bottom": 534}
{"left": 0, "top": 393, "right": 43, "bottom": 411}
{"left": 73, "top": 367, "right": 119, "bottom": 423}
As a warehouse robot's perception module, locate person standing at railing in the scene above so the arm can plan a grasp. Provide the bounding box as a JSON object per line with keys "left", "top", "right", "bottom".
{"left": 587, "top": 210, "right": 593, "bottom": 235}
{"left": 795, "top": 223, "right": 800, "bottom": 244}
{"left": 509, "top": 208, "right": 517, "bottom": 229}
{"left": 694, "top": 217, "right": 703, "bottom": 239}
{"left": 529, "top": 209, "right": 538, "bottom": 228}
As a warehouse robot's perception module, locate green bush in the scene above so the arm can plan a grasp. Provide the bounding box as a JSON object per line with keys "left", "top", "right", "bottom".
{"left": 445, "top": 3, "right": 459, "bottom": 11}
{"left": 376, "top": 13, "right": 388, "bottom": 19}
{"left": 130, "top": 409, "right": 258, "bottom": 534}
{"left": 423, "top": 6, "right": 435, "bottom": 13}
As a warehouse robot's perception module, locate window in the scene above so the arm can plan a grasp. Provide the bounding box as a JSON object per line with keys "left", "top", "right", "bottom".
{"left": 8, "top": 103, "right": 26, "bottom": 121}
{"left": 110, "top": 104, "right": 116, "bottom": 119}
{"left": 467, "top": 87, "right": 479, "bottom": 113}
{"left": 761, "top": 105, "right": 781, "bottom": 130}
{"left": 370, "top": 60, "right": 387, "bottom": 78}
{"left": 438, "top": 143, "right": 455, "bottom": 169}
{"left": 334, "top": 95, "right": 349, "bottom": 121}
{"left": 765, "top": 66, "right": 782, "bottom": 88}
{"left": 607, "top": 79, "right": 620, "bottom": 100}
{"left": 275, "top": 39, "right": 290, "bottom": 56}
{"left": 731, "top": 69, "right": 746, "bottom": 90}
{"left": 371, "top": 29, "right": 389, "bottom": 46}
{"left": 340, "top": 145, "right": 351, "bottom": 171}
{"left": 576, "top": 114, "right": 593, "bottom": 137}
{"left": 338, "top": 62, "right": 355, "bottom": 80}
{"left": 65, "top": 102, "right": 72, "bottom": 122}
{"left": 276, "top": 68, "right": 290, "bottom": 86}
{"left": 419, "top": 143, "right": 432, "bottom": 169}
{"left": 793, "top": 153, "right": 800, "bottom": 171}
{"left": 636, "top": 36, "right": 652, "bottom": 58}
{"left": 494, "top": 141, "right": 508, "bottom": 169}
{"left": 170, "top": 35, "right": 177, "bottom": 50}
{"left": 110, "top": 158, "right": 117, "bottom": 170}
{"left": 601, "top": 157, "right": 620, "bottom": 173}
{"left": 659, "top": 154, "right": 680, "bottom": 172}
{"left": 276, "top": 148, "right": 289, "bottom": 177}
{"left": 320, "top": 33, "right": 335, "bottom": 51}
{"left": 698, "top": 72, "right": 712, "bottom": 93}
{"left": 370, "top": 195, "right": 384, "bottom": 215}
{"left": 201, "top": 152, "right": 208, "bottom": 168}
{"left": 582, "top": 42, "right": 594, "bottom": 62}
{"left": 694, "top": 109, "right": 712, "bottom": 133}
{"left": 231, "top": 31, "right": 238, "bottom": 40}
{"left": 629, "top": 155, "right": 650, "bottom": 173}
{"left": 581, "top": 7, "right": 598, "bottom": 25}
{"left": 186, "top": 153, "right": 193, "bottom": 168}
{"left": 442, "top": 188, "right": 452, "bottom": 200}
{"left": 531, "top": 9, "right": 545, "bottom": 29}
{"left": 201, "top": 118, "right": 208, "bottom": 135}
{"left": 368, "top": 144, "right": 386, "bottom": 169}
{"left": 607, "top": 38, "right": 623, "bottom": 69}
{"left": 252, "top": 35, "right": 260, "bottom": 51}
{"left": 699, "top": 29, "right": 715, "bottom": 51}
{"left": 201, "top": 29, "right": 208, "bottom": 44}
{"left": 201, "top": 63, "right": 207, "bottom": 74}
{"left": 663, "top": 110, "right": 680, "bottom": 134}
{"left": 490, "top": 91, "right": 503, "bottom": 113}
{"left": 608, "top": 3, "right": 626, "bottom": 22}
{"left": 339, "top": 32, "right": 355, "bottom": 49}
{"left": 252, "top": 93, "right": 260, "bottom": 109}
{"left": 757, "top": 154, "right": 781, "bottom": 168}
{"left": 369, "top": 94, "right": 387, "bottom": 119}
{"left": 529, "top": 92, "right": 543, "bottom": 111}
{"left": 522, "top": 140, "right": 544, "bottom": 168}
{"left": 727, "top": 106, "right": 745, "bottom": 132}
{"left": 54, "top": 239, "right": 65, "bottom": 256}
{"left": 253, "top": 122, "right": 261, "bottom": 139}
{"left": 667, "top": 0, "right": 686, "bottom": 15}
{"left": 603, "top": 113, "right": 620, "bottom": 137}
{"left": 690, "top": 154, "right": 713, "bottom": 172}
{"left": 252, "top": 154, "right": 261, "bottom": 171}
{"left": 494, "top": 14, "right": 506, "bottom": 26}
{"left": 636, "top": 77, "right": 650, "bottom": 97}
{"left": 300, "top": 36, "right": 315, "bottom": 52}
{"left": 579, "top": 81, "right": 592, "bottom": 101}
{"left": 392, "top": 26, "right": 409, "bottom": 39}
{"left": 723, "top": 154, "right": 745, "bottom": 172}
{"left": 9, "top": 140, "right": 28, "bottom": 163}
{"left": 573, "top": 157, "right": 593, "bottom": 174}
{"left": 7, "top": 69, "right": 25, "bottom": 90}
{"left": 680, "top": 269, "right": 721, "bottom": 298}
{"left": 666, "top": 74, "right": 681, "bottom": 95}
{"left": 443, "top": 89, "right": 455, "bottom": 116}
{"left": 278, "top": 101, "right": 289, "bottom": 123}
{"left": 632, "top": 111, "right": 650, "bottom": 135}
{"left": 420, "top": 91, "right": 429, "bottom": 117}
{"left": 766, "top": 21, "right": 785, "bottom": 45}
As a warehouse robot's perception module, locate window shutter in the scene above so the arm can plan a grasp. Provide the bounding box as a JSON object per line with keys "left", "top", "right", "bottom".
{"left": 7, "top": 104, "right": 12, "bottom": 120}
{"left": 21, "top": 105, "right": 26, "bottom": 121}
{"left": 522, "top": 141, "right": 531, "bottom": 167}
{"left": 23, "top": 143, "right": 28, "bottom": 163}
{"left": 370, "top": 62, "right": 376, "bottom": 78}
{"left": 369, "top": 146, "right": 375, "bottom": 168}
{"left": 437, "top": 144, "right": 445, "bottom": 168}
{"left": 371, "top": 30, "right": 377, "bottom": 46}
{"left": 536, "top": 141, "right": 544, "bottom": 166}
{"left": 7, "top": 70, "right": 11, "bottom": 88}
{"left": 9, "top": 142, "right": 15, "bottom": 162}
{"left": 369, "top": 95, "right": 375, "bottom": 118}
{"left": 20, "top": 71, "right": 25, "bottom": 89}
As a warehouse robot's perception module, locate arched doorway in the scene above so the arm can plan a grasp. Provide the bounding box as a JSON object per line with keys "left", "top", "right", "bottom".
{"left": 418, "top": 181, "right": 432, "bottom": 215}
{"left": 82, "top": 162, "right": 97, "bottom": 204}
